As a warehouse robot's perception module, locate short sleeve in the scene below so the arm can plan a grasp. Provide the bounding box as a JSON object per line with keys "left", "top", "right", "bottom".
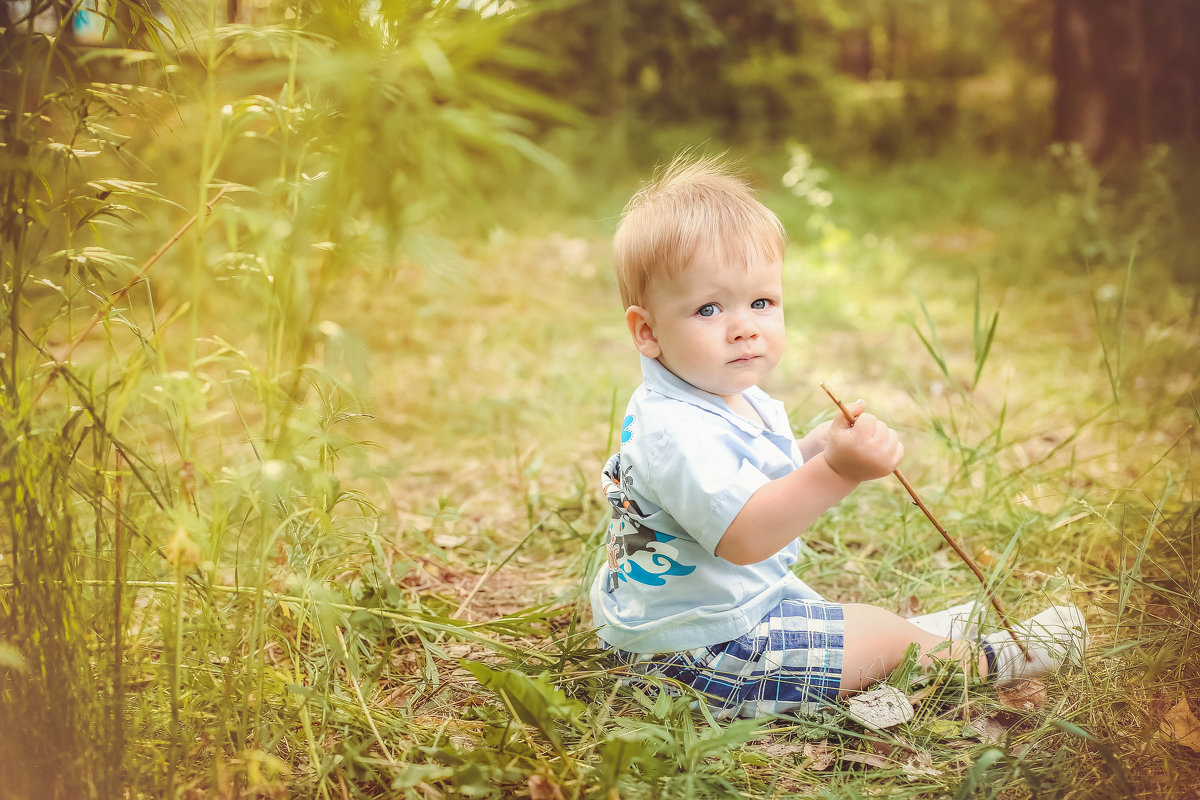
{"left": 641, "top": 425, "right": 771, "bottom": 556}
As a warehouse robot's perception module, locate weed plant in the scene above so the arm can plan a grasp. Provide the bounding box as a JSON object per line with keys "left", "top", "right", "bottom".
{"left": 2, "top": 3, "right": 1199, "bottom": 800}
{"left": 2, "top": 2, "right": 575, "bottom": 797}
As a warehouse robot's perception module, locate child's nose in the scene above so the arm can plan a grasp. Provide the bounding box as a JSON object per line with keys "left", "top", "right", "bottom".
{"left": 729, "top": 313, "right": 759, "bottom": 341}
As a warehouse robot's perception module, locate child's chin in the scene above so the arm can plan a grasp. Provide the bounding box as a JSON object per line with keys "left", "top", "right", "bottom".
{"left": 708, "top": 380, "right": 758, "bottom": 397}
{"left": 688, "top": 368, "right": 761, "bottom": 397}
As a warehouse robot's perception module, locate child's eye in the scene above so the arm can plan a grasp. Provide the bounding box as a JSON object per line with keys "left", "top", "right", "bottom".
{"left": 696, "top": 304, "right": 718, "bottom": 317}
{"left": 751, "top": 298, "right": 771, "bottom": 310}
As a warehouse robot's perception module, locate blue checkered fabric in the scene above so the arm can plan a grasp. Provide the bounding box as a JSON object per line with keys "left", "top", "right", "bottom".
{"left": 615, "top": 598, "right": 845, "bottom": 718}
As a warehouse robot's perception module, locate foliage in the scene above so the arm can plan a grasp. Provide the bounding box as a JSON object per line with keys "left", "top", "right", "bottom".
{"left": 505, "top": 0, "right": 810, "bottom": 159}
{"left": 1053, "top": 141, "right": 1200, "bottom": 288}
{"left": 0, "top": 1, "right": 571, "bottom": 797}
{"left": 505, "top": 0, "right": 1056, "bottom": 166}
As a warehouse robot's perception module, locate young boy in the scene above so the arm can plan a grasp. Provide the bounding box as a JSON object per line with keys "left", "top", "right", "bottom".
{"left": 589, "top": 155, "right": 1087, "bottom": 719}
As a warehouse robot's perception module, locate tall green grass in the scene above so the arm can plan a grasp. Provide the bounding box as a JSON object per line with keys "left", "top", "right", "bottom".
{"left": 1, "top": 2, "right": 575, "bottom": 797}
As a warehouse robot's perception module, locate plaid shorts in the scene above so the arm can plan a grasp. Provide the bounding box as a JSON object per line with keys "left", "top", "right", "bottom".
{"left": 614, "top": 598, "right": 846, "bottom": 718}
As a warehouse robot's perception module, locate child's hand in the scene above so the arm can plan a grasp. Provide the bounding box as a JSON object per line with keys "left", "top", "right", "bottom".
{"left": 798, "top": 420, "right": 833, "bottom": 461}
{"left": 823, "top": 399, "right": 904, "bottom": 482}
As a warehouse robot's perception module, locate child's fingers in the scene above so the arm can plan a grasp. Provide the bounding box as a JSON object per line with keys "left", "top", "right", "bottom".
{"left": 878, "top": 426, "right": 903, "bottom": 468}
{"left": 875, "top": 420, "right": 897, "bottom": 448}
{"left": 880, "top": 429, "right": 901, "bottom": 464}
{"left": 854, "top": 415, "right": 903, "bottom": 468}
{"left": 850, "top": 411, "right": 878, "bottom": 435}
{"left": 827, "top": 404, "right": 905, "bottom": 479}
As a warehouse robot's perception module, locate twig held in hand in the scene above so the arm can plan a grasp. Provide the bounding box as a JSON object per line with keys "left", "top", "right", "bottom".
{"left": 819, "top": 382, "right": 1030, "bottom": 660}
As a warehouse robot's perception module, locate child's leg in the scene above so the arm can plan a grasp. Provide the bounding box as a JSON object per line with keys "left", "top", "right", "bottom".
{"left": 840, "top": 602, "right": 1089, "bottom": 695}
{"left": 839, "top": 603, "right": 986, "bottom": 695}
{"left": 612, "top": 601, "right": 1086, "bottom": 719}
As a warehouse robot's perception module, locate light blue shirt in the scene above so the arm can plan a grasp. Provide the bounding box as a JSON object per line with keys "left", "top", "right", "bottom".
{"left": 590, "top": 356, "right": 824, "bottom": 654}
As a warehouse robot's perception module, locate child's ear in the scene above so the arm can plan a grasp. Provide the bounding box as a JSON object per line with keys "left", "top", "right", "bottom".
{"left": 625, "top": 305, "right": 662, "bottom": 359}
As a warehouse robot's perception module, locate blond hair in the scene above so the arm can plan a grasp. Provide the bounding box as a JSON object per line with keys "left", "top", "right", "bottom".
{"left": 612, "top": 154, "right": 786, "bottom": 308}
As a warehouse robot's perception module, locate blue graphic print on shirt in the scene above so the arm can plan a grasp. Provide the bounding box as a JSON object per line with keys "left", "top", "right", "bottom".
{"left": 602, "top": 454, "right": 696, "bottom": 592}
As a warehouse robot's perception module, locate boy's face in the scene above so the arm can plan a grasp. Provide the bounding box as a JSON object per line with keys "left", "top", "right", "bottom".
{"left": 628, "top": 243, "right": 784, "bottom": 403}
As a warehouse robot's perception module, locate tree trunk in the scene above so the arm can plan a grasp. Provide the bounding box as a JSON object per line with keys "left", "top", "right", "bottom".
{"left": 1053, "top": 0, "right": 1138, "bottom": 160}
{"left": 1054, "top": 0, "right": 1200, "bottom": 161}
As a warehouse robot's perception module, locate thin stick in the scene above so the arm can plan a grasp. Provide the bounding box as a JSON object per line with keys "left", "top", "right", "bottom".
{"left": 819, "top": 383, "right": 1030, "bottom": 659}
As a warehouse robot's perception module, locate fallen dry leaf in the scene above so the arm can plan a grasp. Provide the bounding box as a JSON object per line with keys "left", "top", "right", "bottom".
{"left": 757, "top": 740, "right": 810, "bottom": 758}
{"left": 969, "top": 713, "right": 1010, "bottom": 744}
{"left": 908, "top": 685, "right": 937, "bottom": 706}
{"left": 755, "top": 737, "right": 838, "bottom": 769}
{"left": 845, "top": 684, "right": 915, "bottom": 730}
{"left": 902, "top": 750, "right": 940, "bottom": 779}
{"left": 900, "top": 595, "right": 921, "bottom": 618}
{"left": 998, "top": 678, "right": 1047, "bottom": 710}
{"left": 1160, "top": 697, "right": 1200, "bottom": 752}
{"left": 836, "top": 747, "right": 941, "bottom": 778}
{"left": 870, "top": 739, "right": 897, "bottom": 757}
{"left": 802, "top": 741, "right": 836, "bottom": 771}
{"left": 527, "top": 773, "right": 564, "bottom": 800}
{"left": 838, "top": 750, "right": 892, "bottom": 769}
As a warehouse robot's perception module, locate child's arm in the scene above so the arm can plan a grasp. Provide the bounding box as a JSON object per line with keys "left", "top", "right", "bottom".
{"left": 716, "top": 400, "right": 903, "bottom": 565}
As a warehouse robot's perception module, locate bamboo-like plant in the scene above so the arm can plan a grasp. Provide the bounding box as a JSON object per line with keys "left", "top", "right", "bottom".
{"left": 1, "top": 2, "right": 575, "bottom": 796}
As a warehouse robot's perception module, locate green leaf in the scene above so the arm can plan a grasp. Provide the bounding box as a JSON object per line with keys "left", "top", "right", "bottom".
{"left": 907, "top": 294, "right": 951, "bottom": 382}
{"left": 599, "top": 731, "right": 652, "bottom": 786}
{"left": 1050, "top": 720, "right": 1136, "bottom": 799}
{"left": 689, "top": 717, "right": 764, "bottom": 765}
{"left": 391, "top": 763, "right": 454, "bottom": 791}
{"left": 954, "top": 747, "right": 1006, "bottom": 800}
{"left": 414, "top": 36, "right": 457, "bottom": 87}
{"left": 462, "top": 661, "right": 583, "bottom": 754}
{"left": 652, "top": 684, "right": 672, "bottom": 718}
{"left": 971, "top": 276, "right": 1001, "bottom": 389}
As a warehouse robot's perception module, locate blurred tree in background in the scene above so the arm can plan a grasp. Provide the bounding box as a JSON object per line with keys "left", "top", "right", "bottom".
{"left": 508, "top": 0, "right": 1029, "bottom": 160}
{"left": 1053, "top": 0, "right": 1200, "bottom": 162}
{"left": 505, "top": 0, "right": 1198, "bottom": 167}
{"left": 500, "top": 0, "right": 1198, "bottom": 283}
{"left": 7, "top": 0, "right": 1196, "bottom": 166}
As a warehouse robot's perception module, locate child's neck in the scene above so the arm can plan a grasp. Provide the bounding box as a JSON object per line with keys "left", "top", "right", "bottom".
{"left": 723, "top": 392, "right": 767, "bottom": 428}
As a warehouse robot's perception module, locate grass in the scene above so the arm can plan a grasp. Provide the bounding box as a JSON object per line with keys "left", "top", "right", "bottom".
{"left": 2, "top": 7, "right": 1199, "bottom": 799}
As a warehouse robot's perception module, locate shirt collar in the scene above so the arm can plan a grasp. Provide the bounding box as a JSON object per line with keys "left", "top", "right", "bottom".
{"left": 640, "top": 355, "right": 780, "bottom": 435}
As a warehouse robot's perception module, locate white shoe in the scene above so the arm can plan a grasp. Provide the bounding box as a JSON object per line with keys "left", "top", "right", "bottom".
{"left": 984, "top": 604, "right": 1088, "bottom": 685}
